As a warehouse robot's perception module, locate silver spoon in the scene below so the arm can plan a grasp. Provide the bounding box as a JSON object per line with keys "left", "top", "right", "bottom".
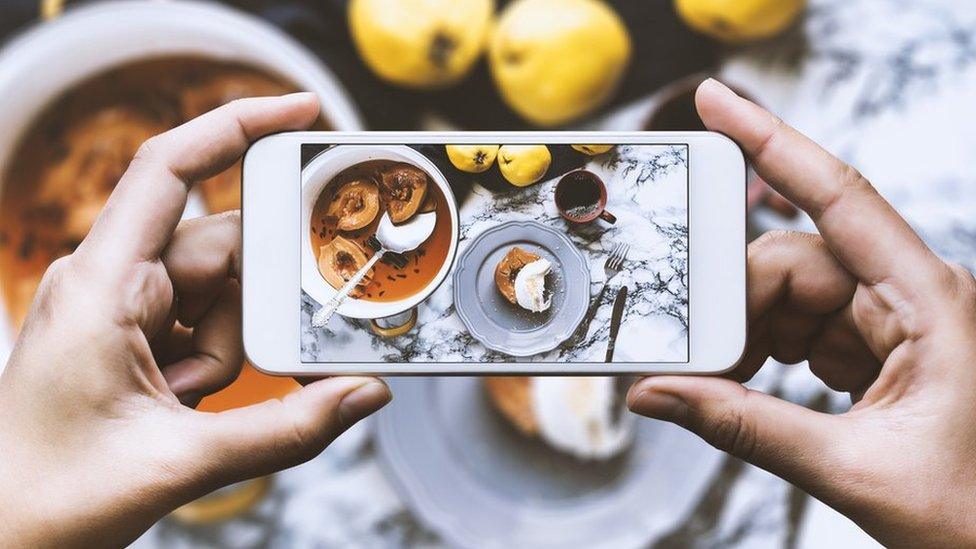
{"left": 312, "top": 211, "right": 437, "bottom": 328}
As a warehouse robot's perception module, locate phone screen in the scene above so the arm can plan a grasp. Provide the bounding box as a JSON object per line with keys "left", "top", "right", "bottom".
{"left": 300, "top": 144, "right": 688, "bottom": 363}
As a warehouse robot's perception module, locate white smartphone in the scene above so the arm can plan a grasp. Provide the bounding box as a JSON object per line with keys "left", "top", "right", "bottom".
{"left": 242, "top": 132, "right": 746, "bottom": 375}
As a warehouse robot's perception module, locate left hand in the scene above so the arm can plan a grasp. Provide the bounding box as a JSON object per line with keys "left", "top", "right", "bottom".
{"left": 0, "top": 94, "right": 391, "bottom": 548}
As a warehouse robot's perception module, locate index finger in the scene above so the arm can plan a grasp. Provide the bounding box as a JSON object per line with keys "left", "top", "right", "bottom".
{"left": 695, "top": 79, "right": 943, "bottom": 287}
{"left": 79, "top": 93, "right": 320, "bottom": 264}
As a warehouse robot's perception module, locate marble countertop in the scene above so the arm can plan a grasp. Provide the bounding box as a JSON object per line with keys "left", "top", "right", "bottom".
{"left": 301, "top": 144, "right": 689, "bottom": 364}
{"left": 140, "top": 0, "right": 976, "bottom": 547}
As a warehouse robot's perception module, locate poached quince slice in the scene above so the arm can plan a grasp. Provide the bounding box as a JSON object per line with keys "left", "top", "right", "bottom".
{"left": 379, "top": 163, "right": 429, "bottom": 223}
{"left": 327, "top": 178, "right": 380, "bottom": 231}
{"left": 494, "top": 246, "right": 540, "bottom": 305}
{"left": 318, "top": 236, "right": 373, "bottom": 298}
{"left": 419, "top": 192, "right": 437, "bottom": 213}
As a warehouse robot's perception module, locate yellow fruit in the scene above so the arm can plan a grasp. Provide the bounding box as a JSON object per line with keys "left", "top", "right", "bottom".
{"left": 489, "top": 0, "right": 631, "bottom": 127}
{"left": 349, "top": 0, "right": 494, "bottom": 89}
{"left": 497, "top": 145, "right": 552, "bottom": 186}
{"left": 445, "top": 144, "right": 499, "bottom": 173}
{"left": 675, "top": 0, "right": 805, "bottom": 43}
{"left": 572, "top": 144, "right": 613, "bottom": 155}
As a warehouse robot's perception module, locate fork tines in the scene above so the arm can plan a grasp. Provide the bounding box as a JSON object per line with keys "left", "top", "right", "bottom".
{"left": 606, "top": 243, "right": 630, "bottom": 270}
{"left": 365, "top": 235, "right": 382, "bottom": 251}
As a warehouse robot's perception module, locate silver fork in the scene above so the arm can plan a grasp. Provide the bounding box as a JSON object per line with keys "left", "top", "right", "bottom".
{"left": 571, "top": 243, "right": 630, "bottom": 344}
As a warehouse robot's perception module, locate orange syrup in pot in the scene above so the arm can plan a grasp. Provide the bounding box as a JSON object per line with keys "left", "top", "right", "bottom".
{"left": 310, "top": 159, "right": 453, "bottom": 303}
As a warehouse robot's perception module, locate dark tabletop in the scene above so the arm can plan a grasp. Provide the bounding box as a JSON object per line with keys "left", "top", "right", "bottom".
{"left": 1, "top": 0, "right": 718, "bottom": 130}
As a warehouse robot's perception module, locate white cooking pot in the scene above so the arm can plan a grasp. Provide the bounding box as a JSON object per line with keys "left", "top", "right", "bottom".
{"left": 0, "top": 0, "right": 364, "bottom": 369}
{"left": 301, "top": 145, "right": 459, "bottom": 336}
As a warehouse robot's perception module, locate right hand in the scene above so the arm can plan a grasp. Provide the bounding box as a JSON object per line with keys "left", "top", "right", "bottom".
{"left": 628, "top": 79, "right": 976, "bottom": 547}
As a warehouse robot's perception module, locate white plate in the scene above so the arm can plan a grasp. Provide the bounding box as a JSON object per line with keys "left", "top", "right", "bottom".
{"left": 452, "top": 220, "right": 589, "bottom": 357}
{"left": 375, "top": 377, "right": 725, "bottom": 548}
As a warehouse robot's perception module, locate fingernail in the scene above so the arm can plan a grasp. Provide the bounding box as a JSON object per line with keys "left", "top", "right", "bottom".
{"left": 629, "top": 389, "right": 689, "bottom": 425}
{"left": 700, "top": 78, "right": 736, "bottom": 98}
{"left": 338, "top": 381, "right": 392, "bottom": 426}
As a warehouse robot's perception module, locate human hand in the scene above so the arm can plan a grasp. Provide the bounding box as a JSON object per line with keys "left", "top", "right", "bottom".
{"left": 628, "top": 79, "right": 976, "bottom": 547}
{"left": 0, "top": 94, "right": 391, "bottom": 547}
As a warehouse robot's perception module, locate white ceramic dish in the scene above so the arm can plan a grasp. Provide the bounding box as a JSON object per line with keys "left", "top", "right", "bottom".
{"left": 300, "top": 145, "right": 460, "bottom": 320}
{"left": 376, "top": 377, "right": 725, "bottom": 548}
{"left": 0, "top": 0, "right": 364, "bottom": 371}
{"left": 452, "top": 220, "right": 589, "bottom": 357}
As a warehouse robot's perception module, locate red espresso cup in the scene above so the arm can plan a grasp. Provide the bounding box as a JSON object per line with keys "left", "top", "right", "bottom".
{"left": 555, "top": 170, "right": 616, "bottom": 224}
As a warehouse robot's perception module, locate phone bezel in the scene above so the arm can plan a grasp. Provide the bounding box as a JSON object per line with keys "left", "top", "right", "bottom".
{"left": 242, "top": 132, "right": 746, "bottom": 375}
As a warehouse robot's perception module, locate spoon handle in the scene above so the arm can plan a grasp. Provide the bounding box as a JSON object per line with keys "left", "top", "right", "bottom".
{"left": 312, "top": 250, "right": 384, "bottom": 328}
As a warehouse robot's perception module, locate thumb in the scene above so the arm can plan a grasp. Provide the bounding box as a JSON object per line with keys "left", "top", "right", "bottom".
{"left": 628, "top": 376, "right": 845, "bottom": 494}
{"left": 194, "top": 377, "right": 391, "bottom": 484}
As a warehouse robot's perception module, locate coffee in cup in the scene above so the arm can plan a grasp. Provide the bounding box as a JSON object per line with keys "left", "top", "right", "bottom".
{"left": 555, "top": 170, "right": 616, "bottom": 225}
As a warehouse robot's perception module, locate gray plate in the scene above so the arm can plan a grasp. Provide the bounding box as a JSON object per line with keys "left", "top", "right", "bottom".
{"left": 375, "top": 378, "right": 726, "bottom": 549}
{"left": 453, "top": 220, "right": 590, "bottom": 357}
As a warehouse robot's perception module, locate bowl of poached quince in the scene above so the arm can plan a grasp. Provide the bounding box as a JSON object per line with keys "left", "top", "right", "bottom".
{"left": 301, "top": 145, "right": 459, "bottom": 333}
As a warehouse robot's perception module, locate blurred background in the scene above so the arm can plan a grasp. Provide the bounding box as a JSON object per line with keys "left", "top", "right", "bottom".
{"left": 1, "top": 0, "right": 975, "bottom": 547}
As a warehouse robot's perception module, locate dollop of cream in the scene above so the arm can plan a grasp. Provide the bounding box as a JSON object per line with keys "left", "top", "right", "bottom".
{"left": 530, "top": 377, "right": 636, "bottom": 460}
{"left": 514, "top": 258, "right": 552, "bottom": 312}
